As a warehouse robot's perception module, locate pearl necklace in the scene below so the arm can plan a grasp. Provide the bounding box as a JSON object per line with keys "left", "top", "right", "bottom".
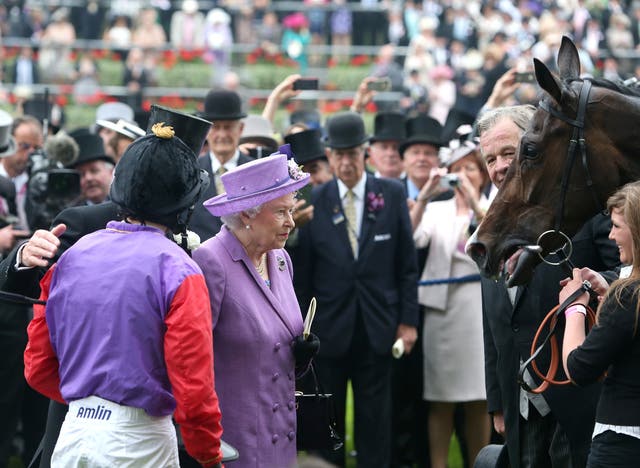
{"left": 256, "top": 254, "right": 267, "bottom": 276}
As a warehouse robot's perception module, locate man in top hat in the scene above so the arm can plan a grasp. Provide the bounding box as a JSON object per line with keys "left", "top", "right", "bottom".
{"left": 67, "top": 131, "right": 116, "bottom": 206}
{"left": 295, "top": 111, "right": 419, "bottom": 467}
{"left": 368, "top": 111, "right": 406, "bottom": 179}
{"left": 0, "top": 105, "right": 215, "bottom": 468}
{"left": 400, "top": 114, "right": 445, "bottom": 202}
{"left": 283, "top": 128, "right": 332, "bottom": 235}
{"left": 191, "top": 89, "right": 254, "bottom": 241}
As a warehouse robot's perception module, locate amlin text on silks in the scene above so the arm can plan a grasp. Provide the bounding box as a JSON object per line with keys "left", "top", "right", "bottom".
{"left": 76, "top": 405, "right": 112, "bottom": 420}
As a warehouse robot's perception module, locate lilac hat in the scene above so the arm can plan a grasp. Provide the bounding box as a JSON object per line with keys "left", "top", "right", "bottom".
{"left": 203, "top": 146, "right": 310, "bottom": 216}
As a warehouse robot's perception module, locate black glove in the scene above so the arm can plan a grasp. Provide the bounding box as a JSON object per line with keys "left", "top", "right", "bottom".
{"left": 293, "top": 333, "right": 320, "bottom": 377}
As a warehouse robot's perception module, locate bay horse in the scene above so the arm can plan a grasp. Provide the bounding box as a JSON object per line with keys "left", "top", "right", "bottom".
{"left": 468, "top": 36, "right": 640, "bottom": 285}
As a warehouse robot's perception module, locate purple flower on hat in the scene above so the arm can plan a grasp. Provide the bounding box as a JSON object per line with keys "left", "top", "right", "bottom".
{"left": 366, "top": 192, "right": 384, "bottom": 213}
{"left": 287, "top": 159, "right": 305, "bottom": 181}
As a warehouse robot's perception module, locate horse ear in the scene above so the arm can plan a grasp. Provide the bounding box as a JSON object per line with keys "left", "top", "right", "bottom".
{"left": 557, "top": 35, "right": 581, "bottom": 78}
{"left": 534, "top": 58, "right": 562, "bottom": 104}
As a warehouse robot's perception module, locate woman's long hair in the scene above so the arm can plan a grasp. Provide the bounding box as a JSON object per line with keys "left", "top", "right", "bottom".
{"left": 598, "top": 181, "right": 640, "bottom": 334}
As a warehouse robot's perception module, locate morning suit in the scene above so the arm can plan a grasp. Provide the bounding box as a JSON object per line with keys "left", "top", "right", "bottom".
{"left": 193, "top": 226, "right": 303, "bottom": 468}
{"left": 190, "top": 152, "right": 254, "bottom": 241}
{"left": 295, "top": 174, "right": 419, "bottom": 466}
{"left": 482, "top": 213, "right": 620, "bottom": 468}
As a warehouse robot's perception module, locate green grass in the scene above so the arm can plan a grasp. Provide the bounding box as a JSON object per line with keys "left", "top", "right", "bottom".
{"left": 344, "top": 383, "right": 464, "bottom": 468}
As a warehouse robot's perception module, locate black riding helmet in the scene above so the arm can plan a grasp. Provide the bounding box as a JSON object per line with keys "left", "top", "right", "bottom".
{"left": 110, "top": 123, "right": 209, "bottom": 235}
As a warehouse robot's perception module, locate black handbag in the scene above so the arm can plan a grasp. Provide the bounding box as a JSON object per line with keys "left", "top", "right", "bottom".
{"left": 295, "top": 364, "right": 343, "bottom": 451}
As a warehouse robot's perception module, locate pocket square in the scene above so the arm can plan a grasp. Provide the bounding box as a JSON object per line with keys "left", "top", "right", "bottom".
{"left": 374, "top": 233, "right": 391, "bottom": 242}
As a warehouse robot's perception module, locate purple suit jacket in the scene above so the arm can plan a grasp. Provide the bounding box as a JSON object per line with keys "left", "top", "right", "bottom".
{"left": 193, "top": 226, "right": 303, "bottom": 468}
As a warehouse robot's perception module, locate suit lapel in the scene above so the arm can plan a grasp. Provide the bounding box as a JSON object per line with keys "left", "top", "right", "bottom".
{"left": 358, "top": 175, "right": 378, "bottom": 254}
{"left": 221, "top": 228, "right": 297, "bottom": 336}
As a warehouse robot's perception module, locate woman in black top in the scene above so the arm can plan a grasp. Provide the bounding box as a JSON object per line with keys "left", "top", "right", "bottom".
{"left": 560, "top": 181, "right": 640, "bottom": 468}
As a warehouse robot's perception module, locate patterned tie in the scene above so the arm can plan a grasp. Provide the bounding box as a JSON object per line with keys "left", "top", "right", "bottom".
{"left": 343, "top": 189, "right": 358, "bottom": 258}
{"left": 215, "top": 166, "right": 227, "bottom": 195}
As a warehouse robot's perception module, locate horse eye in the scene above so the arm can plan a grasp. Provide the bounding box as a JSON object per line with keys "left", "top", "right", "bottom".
{"left": 521, "top": 142, "right": 538, "bottom": 160}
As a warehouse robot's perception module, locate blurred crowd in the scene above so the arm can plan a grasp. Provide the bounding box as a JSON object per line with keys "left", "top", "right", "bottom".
{"left": 1, "top": 0, "right": 640, "bottom": 111}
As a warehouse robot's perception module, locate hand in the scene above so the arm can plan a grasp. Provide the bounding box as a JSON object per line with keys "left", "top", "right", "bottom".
{"left": 350, "top": 76, "right": 376, "bottom": 113}
{"left": 293, "top": 199, "right": 314, "bottom": 228}
{"left": 485, "top": 68, "right": 520, "bottom": 109}
{"left": 558, "top": 268, "right": 590, "bottom": 306}
{"left": 416, "top": 167, "right": 448, "bottom": 202}
{"left": 272, "top": 74, "right": 302, "bottom": 103}
{"left": 20, "top": 224, "right": 66, "bottom": 268}
{"left": 560, "top": 267, "right": 608, "bottom": 301}
{"left": 0, "top": 225, "right": 30, "bottom": 252}
{"left": 396, "top": 324, "right": 417, "bottom": 354}
{"left": 292, "top": 333, "right": 320, "bottom": 370}
{"left": 492, "top": 411, "right": 506, "bottom": 435}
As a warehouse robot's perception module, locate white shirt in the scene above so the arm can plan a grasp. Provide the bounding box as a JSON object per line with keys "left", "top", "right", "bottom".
{"left": 336, "top": 173, "right": 367, "bottom": 241}
{"left": 209, "top": 150, "right": 241, "bottom": 174}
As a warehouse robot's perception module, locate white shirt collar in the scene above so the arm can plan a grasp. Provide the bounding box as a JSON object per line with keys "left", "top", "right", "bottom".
{"left": 336, "top": 172, "right": 367, "bottom": 201}
{"left": 209, "top": 150, "right": 241, "bottom": 173}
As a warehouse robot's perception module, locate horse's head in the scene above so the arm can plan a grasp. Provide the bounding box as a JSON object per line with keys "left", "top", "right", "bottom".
{"left": 468, "top": 36, "right": 640, "bottom": 286}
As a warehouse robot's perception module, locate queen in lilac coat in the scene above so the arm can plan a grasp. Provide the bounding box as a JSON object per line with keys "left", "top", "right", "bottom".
{"left": 193, "top": 150, "right": 312, "bottom": 468}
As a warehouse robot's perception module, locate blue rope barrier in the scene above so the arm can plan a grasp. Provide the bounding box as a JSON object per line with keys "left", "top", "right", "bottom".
{"left": 418, "top": 274, "right": 481, "bottom": 286}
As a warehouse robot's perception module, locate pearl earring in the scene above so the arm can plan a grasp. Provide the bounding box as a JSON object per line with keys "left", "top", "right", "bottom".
{"left": 245, "top": 225, "right": 250, "bottom": 230}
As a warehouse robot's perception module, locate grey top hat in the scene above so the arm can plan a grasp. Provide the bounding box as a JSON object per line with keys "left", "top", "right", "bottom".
{"left": 0, "top": 110, "right": 16, "bottom": 158}
{"left": 324, "top": 111, "right": 370, "bottom": 149}
{"left": 239, "top": 115, "right": 278, "bottom": 149}
{"left": 199, "top": 89, "right": 247, "bottom": 121}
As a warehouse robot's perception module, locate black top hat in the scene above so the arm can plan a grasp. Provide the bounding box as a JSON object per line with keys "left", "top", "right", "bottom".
{"left": 399, "top": 115, "right": 443, "bottom": 156}
{"left": 325, "top": 112, "right": 370, "bottom": 149}
{"left": 110, "top": 124, "right": 207, "bottom": 234}
{"left": 147, "top": 104, "right": 212, "bottom": 157}
{"left": 441, "top": 108, "right": 477, "bottom": 144}
{"left": 67, "top": 131, "right": 115, "bottom": 168}
{"left": 199, "top": 89, "right": 247, "bottom": 121}
{"left": 284, "top": 129, "right": 326, "bottom": 164}
{"left": 370, "top": 111, "right": 406, "bottom": 143}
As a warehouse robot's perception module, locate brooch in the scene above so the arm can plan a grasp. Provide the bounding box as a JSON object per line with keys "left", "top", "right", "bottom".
{"left": 277, "top": 255, "right": 286, "bottom": 271}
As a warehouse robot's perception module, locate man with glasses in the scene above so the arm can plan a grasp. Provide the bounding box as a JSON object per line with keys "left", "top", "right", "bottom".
{"left": 0, "top": 115, "right": 43, "bottom": 233}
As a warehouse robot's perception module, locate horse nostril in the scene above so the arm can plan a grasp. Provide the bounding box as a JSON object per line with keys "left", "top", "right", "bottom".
{"left": 467, "top": 241, "right": 488, "bottom": 270}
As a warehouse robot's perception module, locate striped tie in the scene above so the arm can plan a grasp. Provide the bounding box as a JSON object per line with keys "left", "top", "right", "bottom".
{"left": 215, "top": 166, "right": 227, "bottom": 195}
{"left": 344, "top": 190, "right": 358, "bottom": 258}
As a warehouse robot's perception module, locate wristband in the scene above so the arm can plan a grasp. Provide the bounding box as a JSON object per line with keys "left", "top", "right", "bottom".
{"left": 565, "top": 304, "right": 587, "bottom": 318}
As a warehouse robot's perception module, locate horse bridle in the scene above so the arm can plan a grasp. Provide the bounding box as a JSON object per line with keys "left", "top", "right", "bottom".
{"left": 538, "top": 79, "right": 602, "bottom": 235}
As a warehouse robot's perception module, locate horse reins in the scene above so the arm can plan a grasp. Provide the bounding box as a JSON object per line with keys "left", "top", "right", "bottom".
{"left": 518, "top": 277, "right": 596, "bottom": 394}
{"left": 519, "top": 79, "right": 602, "bottom": 393}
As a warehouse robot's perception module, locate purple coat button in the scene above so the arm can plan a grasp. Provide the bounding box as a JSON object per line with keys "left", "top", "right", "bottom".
{"left": 287, "top": 431, "right": 295, "bottom": 441}
{"left": 272, "top": 372, "right": 280, "bottom": 381}
{"left": 272, "top": 434, "right": 279, "bottom": 444}
{"left": 274, "top": 342, "right": 281, "bottom": 351}
{"left": 272, "top": 403, "right": 280, "bottom": 412}
{"left": 288, "top": 400, "right": 295, "bottom": 410}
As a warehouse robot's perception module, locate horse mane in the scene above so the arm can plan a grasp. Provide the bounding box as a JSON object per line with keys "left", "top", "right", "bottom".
{"left": 566, "top": 77, "right": 640, "bottom": 98}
